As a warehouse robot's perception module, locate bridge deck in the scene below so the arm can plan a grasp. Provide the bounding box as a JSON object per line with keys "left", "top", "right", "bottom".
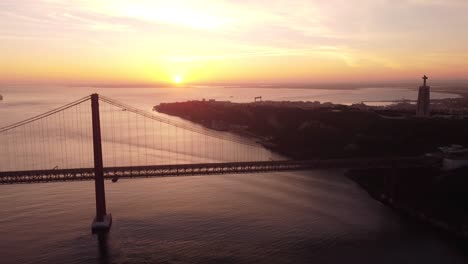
{"left": 0, "top": 157, "right": 439, "bottom": 184}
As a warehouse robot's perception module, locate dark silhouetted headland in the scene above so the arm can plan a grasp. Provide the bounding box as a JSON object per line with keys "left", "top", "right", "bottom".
{"left": 154, "top": 99, "right": 468, "bottom": 159}
{"left": 154, "top": 98, "right": 468, "bottom": 238}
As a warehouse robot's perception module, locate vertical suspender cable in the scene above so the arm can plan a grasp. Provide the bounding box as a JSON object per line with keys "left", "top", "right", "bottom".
{"left": 127, "top": 108, "right": 132, "bottom": 167}
{"left": 144, "top": 115, "right": 148, "bottom": 165}
{"left": 111, "top": 103, "right": 116, "bottom": 168}
{"left": 152, "top": 118, "right": 156, "bottom": 164}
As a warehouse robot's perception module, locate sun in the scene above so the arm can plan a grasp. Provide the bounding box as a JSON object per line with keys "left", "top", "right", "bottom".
{"left": 173, "top": 75, "right": 183, "bottom": 84}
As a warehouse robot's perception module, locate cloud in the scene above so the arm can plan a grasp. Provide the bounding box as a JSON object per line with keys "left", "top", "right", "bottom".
{"left": 1, "top": 0, "right": 468, "bottom": 83}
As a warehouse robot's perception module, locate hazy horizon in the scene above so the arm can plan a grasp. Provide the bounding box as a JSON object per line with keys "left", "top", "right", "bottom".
{"left": 2, "top": 79, "right": 468, "bottom": 90}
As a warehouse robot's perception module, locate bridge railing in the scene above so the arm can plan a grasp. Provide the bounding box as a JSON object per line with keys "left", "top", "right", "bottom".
{"left": 0, "top": 157, "right": 440, "bottom": 184}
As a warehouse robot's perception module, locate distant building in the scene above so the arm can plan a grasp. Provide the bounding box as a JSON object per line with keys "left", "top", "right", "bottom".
{"left": 416, "top": 75, "right": 430, "bottom": 117}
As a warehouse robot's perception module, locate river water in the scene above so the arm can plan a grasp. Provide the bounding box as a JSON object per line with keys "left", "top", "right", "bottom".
{"left": 0, "top": 86, "right": 466, "bottom": 263}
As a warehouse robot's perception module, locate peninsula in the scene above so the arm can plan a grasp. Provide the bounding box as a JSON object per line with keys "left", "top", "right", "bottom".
{"left": 154, "top": 99, "right": 468, "bottom": 160}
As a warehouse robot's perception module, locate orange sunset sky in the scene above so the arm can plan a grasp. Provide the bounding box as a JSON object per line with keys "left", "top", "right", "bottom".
{"left": 1, "top": 0, "right": 468, "bottom": 86}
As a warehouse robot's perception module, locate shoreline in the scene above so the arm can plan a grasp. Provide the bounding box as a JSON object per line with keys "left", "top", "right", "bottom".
{"left": 346, "top": 168, "right": 468, "bottom": 240}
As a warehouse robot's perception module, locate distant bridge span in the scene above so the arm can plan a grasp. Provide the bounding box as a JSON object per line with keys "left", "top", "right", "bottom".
{"left": 0, "top": 157, "right": 439, "bottom": 185}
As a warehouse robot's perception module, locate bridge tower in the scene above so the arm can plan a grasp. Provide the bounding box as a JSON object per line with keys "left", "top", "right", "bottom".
{"left": 90, "top": 93, "right": 112, "bottom": 233}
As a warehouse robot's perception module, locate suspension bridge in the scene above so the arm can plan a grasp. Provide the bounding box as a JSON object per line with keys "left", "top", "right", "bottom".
{"left": 0, "top": 94, "right": 435, "bottom": 233}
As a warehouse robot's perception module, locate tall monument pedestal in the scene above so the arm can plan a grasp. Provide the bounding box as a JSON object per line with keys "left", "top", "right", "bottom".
{"left": 416, "top": 75, "right": 431, "bottom": 117}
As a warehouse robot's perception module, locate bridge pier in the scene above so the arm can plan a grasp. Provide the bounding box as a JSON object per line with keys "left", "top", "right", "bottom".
{"left": 90, "top": 94, "right": 112, "bottom": 233}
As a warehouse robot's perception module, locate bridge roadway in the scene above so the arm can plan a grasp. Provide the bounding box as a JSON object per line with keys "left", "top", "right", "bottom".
{"left": 0, "top": 157, "right": 440, "bottom": 184}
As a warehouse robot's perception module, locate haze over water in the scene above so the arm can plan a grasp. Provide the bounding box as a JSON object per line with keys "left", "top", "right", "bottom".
{"left": 0, "top": 85, "right": 459, "bottom": 125}
{"left": 0, "top": 86, "right": 467, "bottom": 264}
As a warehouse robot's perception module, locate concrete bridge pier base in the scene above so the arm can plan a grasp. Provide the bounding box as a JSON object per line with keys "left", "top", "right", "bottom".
{"left": 92, "top": 214, "right": 112, "bottom": 234}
